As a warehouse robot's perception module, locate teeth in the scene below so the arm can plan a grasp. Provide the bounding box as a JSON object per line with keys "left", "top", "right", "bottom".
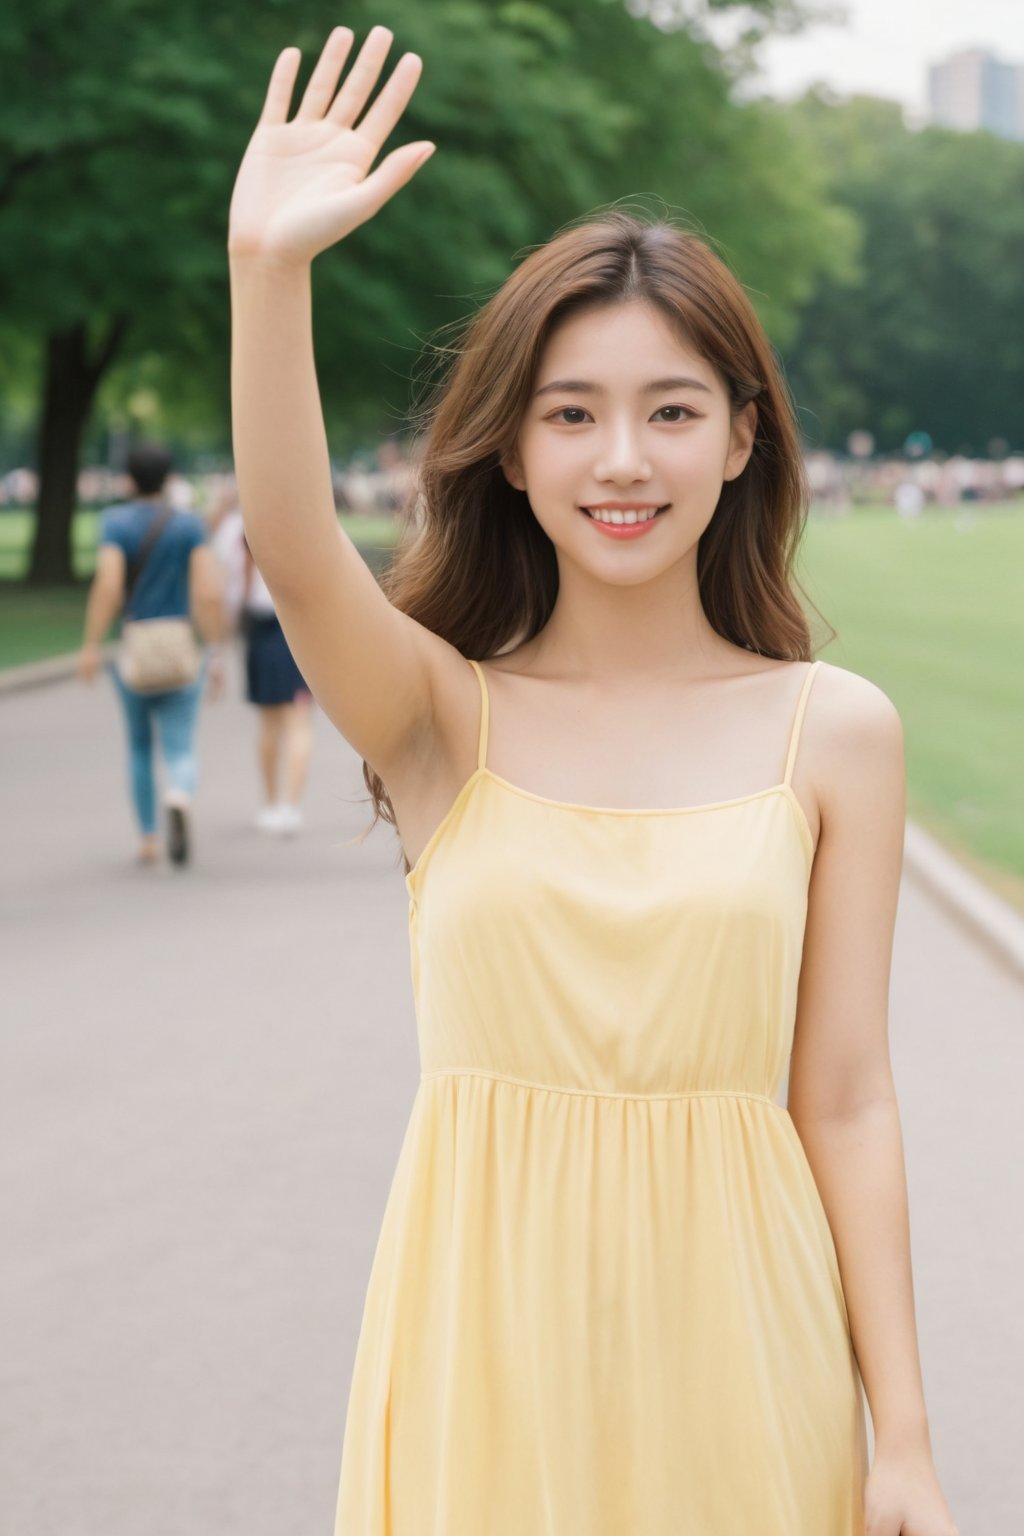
{"left": 586, "top": 507, "right": 660, "bottom": 524}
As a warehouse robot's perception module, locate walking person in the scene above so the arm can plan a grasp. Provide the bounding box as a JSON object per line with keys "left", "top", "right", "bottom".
{"left": 228, "top": 26, "right": 959, "bottom": 1536}
{"left": 210, "top": 491, "right": 315, "bottom": 834}
{"left": 77, "top": 442, "right": 226, "bottom": 867}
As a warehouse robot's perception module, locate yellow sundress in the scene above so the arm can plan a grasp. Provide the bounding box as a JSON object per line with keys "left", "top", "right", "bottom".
{"left": 335, "top": 655, "right": 868, "bottom": 1534}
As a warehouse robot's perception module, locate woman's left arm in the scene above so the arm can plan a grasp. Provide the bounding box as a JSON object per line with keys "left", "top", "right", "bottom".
{"left": 787, "top": 665, "right": 959, "bottom": 1536}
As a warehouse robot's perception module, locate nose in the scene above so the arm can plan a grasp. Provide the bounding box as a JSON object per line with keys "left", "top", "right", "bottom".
{"left": 592, "top": 418, "right": 652, "bottom": 486}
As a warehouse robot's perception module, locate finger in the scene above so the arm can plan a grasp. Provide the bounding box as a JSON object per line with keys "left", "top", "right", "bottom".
{"left": 326, "top": 25, "right": 394, "bottom": 128}
{"left": 258, "top": 47, "right": 302, "bottom": 127}
{"left": 339, "top": 140, "right": 435, "bottom": 228}
{"left": 295, "top": 26, "right": 355, "bottom": 122}
{"left": 352, "top": 52, "right": 423, "bottom": 149}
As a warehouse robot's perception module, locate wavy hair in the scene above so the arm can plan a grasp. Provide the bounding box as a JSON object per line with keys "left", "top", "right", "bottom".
{"left": 361, "top": 210, "right": 829, "bottom": 866}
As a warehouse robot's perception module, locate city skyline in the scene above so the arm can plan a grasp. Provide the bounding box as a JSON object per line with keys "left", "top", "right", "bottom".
{"left": 928, "top": 48, "right": 1024, "bottom": 139}
{"left": 723, "top": 0, "right": 1024, "bottom": 118}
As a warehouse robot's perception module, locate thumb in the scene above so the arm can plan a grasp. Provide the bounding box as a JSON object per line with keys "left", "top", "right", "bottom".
{"left": 342, "top": 141, "right": 436, "bottom": 229}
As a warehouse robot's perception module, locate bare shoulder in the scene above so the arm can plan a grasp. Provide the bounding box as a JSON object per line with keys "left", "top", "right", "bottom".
{"left": 807, "top": 660, "right": 906, "bottom": 823}
{"left": 809, "top": 659, "right": 905, "bottom": 739}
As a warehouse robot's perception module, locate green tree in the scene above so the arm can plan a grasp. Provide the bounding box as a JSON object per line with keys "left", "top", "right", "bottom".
{"left": 782, "top": 92, "right": 1024, "bottom": 453}
{"left": 1, "top": 0, "right": 848, "bottom": 584}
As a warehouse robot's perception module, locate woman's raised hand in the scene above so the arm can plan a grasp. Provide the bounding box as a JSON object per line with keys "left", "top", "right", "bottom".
{"left": 228, "top": 25, "right": 433, "bottom": 267}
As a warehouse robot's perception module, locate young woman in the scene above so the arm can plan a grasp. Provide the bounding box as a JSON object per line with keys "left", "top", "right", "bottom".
{"left": 210, "top": 490, "right": 315, "bottom": 834}
{"left": 228, "top": 25, "right": 959, "bottom": 1536}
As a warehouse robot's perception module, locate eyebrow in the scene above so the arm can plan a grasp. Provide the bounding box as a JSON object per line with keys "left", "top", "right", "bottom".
{"left": 532, "top": 375, "right": 714, "bottom": 398}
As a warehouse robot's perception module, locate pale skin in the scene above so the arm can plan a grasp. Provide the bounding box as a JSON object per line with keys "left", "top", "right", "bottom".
{"left": 228, "top": 25, "right": 958, "bottom": 1533}
{"left": 256, "top": 698, "right": 313, "bottom": 806}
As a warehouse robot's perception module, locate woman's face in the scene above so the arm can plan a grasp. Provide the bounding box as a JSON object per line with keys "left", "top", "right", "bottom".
{"left": 504, "top": 300, "right": 756, "bottom": 585}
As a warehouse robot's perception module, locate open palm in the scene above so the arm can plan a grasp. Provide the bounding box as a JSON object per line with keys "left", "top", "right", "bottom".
{"left": 228, "top": 24, "right": 433, "bottom": 266}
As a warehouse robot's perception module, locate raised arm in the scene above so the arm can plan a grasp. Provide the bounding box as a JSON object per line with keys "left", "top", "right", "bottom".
{"left": 228, "top": 25, "right": 451, "bottom": 775}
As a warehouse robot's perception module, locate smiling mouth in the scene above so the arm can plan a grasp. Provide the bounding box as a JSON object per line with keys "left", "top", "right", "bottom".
{"left": 580, "top": 504, "right": 670, "bottom": 524}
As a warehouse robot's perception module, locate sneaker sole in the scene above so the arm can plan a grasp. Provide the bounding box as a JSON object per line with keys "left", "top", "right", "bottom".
{"left": 167, "top": 804, "right": 190, "bottom": 866}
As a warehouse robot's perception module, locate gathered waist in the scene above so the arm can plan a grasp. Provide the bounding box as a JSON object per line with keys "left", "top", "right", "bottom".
{"left": 419, "top": 1067, "right": 782, "bottom": 1108}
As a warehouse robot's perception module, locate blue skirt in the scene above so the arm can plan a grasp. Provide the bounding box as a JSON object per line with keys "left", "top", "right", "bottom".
{"left": 244, "top": 613, "right": 309, "bottom": 706}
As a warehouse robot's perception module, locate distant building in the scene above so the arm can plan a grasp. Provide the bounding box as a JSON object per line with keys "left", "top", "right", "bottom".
{"left": 927, "top": 48, "right": 1024, "bottom": 141}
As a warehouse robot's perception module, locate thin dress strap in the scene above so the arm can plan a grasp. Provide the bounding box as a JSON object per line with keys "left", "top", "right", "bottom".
{"left": 782, "top": 660, "right": 822, "bottom": 787}
{"left": 466, "top": 658, "right": 490, "bottom": 772}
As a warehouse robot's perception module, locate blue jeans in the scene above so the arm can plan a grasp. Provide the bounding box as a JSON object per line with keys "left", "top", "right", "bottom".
{"left": 107, "top": 658, "right": 207, "bottom": 836}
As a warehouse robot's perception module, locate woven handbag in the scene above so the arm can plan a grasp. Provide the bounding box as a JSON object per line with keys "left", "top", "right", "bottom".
{"left": 119, "top": 616, "right": 202, "bottom": 692}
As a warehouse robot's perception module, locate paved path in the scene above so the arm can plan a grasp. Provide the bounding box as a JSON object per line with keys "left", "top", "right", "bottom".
{"left": 2, "top": 651, "right": 1021, "bottom": 1533}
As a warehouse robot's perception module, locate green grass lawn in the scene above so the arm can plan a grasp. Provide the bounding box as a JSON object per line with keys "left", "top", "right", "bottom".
{"left": 797, "top": 504, "right": 1024, "bottom": 910}
{"left": 3, "top": 502, "right": 1022, "bottom": 905}
{"left": 0, "top": 586, "right": 94, "bottom": 667}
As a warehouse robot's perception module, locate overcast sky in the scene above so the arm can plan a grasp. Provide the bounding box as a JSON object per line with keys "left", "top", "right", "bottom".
{"left": 720, "top": 0, "right": 1024, "bottom": 118}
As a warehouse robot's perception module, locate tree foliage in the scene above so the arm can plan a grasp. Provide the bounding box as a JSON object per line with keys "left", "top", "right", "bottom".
{"left": 1, "top": 0, "right": 853, "bottom": 578}
{"left": 782, "top": 93, "right": 1024, "bottom": 454}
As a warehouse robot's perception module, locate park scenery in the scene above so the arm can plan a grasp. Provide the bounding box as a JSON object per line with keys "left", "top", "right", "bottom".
{"left": 2, "top": 5, "right": 1022, "bottom": 1536}
{"left": 3, "top": 0, "right": 1022, "bottom": 901}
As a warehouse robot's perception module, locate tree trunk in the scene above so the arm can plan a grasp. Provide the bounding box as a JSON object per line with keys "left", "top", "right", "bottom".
{"left": 27, "top": 317, "right": 128, "bottom": 587}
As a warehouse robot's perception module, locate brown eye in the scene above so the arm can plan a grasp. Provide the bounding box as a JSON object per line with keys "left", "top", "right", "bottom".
{"left": 652, "top": 405, "right": 696, "bottom": 423}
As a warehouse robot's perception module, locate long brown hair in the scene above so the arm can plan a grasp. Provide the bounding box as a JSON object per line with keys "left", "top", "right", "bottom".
{"left": 361, "top": 210, "right": 830, "bottom": 866}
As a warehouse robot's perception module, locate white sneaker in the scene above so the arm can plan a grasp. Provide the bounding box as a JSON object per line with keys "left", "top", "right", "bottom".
{"left": 255, "top": 804, "right": 283, "bottom": 833}
{"left": 273, "top": 803, "right": 304, "bottom": 836}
